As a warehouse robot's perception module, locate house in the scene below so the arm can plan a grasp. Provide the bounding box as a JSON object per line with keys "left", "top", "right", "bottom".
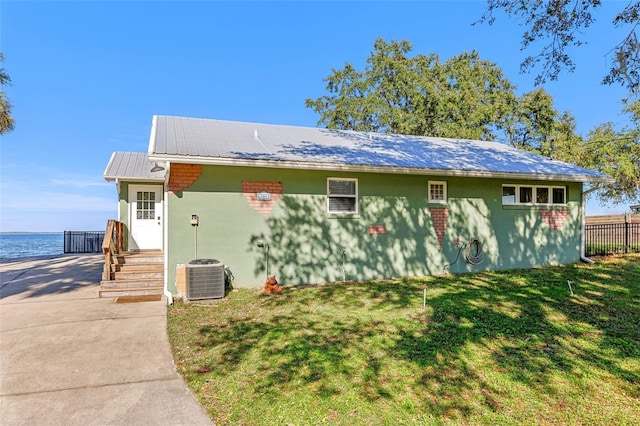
{"left": 103, "top": 115, "right": 613, "bottom": 298}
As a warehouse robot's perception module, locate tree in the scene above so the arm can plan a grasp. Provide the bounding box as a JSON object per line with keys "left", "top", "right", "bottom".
{"left": 478, "top": 0, "right": 640, "bottom": 95}
{"left": 0, "top": 53, "right": 15, "bottom": 135}
{"left": 504, "top": 88, "right": 558, "bottom": 153}
{"left": 305, "top": 38, "right": 517, "bottom": 140}
{"left": 433, "top": 51, "right": 517, "bottom": 140}
{"left": 581, "top": 101, "right": 640, "bottom": 204}
{"left": 548, "top": 111, "right": 586, "bottom": 163}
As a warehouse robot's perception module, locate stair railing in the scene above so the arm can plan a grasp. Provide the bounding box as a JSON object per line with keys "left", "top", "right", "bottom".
{"left": 102, "top": 219, "right": 125, "bottom": 281}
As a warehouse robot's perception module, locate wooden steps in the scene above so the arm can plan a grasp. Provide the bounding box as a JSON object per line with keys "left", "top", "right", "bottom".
{"left": 99, "top": 251, "right": 164, "bottom": 298}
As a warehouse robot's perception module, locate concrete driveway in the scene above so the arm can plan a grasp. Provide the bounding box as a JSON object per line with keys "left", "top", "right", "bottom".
{"left": 0, "top": 254, "right": 213, "bottom": 425}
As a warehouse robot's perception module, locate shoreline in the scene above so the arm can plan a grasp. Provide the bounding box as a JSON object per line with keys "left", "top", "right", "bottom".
{"left": 0, "top": 231, "right": 63, "bottom": 235}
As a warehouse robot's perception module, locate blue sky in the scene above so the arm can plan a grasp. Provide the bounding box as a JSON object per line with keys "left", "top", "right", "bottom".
{"left": 0, "top": 1, "right": 633, "bottom": 232}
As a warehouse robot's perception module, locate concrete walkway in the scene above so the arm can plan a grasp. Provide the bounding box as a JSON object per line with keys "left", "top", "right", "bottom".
{"left": 0, "top": 254, "right": 213, "bottom": 425}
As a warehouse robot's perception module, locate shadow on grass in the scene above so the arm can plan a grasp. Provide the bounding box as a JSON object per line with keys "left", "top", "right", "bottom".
{"left": 173, "top": 256, "right": 640, "bottom": 421}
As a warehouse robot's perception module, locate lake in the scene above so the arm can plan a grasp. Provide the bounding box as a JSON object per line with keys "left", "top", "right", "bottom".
{"left": 0, "top": 233, "right": 64, "bottom": 261}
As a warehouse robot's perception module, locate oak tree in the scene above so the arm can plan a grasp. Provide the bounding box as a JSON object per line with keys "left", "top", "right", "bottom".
{"left": 305, "top": 38, "right": 517, "bottom": 141}
{"left": 582, "top": 101, "right": 640, "bottom": 204}
{"left": 478, "top": 0, "right": 640, "bottom": 95}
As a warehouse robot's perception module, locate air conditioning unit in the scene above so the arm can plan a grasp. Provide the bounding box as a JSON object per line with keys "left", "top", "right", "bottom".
{"left": 186, "top": 259, "right": 225, "bottom": 300}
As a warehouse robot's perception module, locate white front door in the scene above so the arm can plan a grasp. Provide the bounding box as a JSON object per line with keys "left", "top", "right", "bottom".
{"left": 129, "top": 185, "right": 163, "bottom": 250}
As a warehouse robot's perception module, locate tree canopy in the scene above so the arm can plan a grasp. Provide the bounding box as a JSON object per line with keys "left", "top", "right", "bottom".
{"left": 0, "top": 53, "right": 15, "bottom": 135}
{"left": 575, "top": 101, "right": 639, "bottom": 204}
{"left": 305, "top": 39, "right": 517, "bottom": 141}
{"left": 306, "top": 38, "right": 639, "bottom": 205}
{"left": 477, "top": 0, "right": 640, "bottom": 96}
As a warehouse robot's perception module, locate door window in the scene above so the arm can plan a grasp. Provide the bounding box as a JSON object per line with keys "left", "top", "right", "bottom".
{"left": 136, "top": 191, "right": 156, "bottom": 220}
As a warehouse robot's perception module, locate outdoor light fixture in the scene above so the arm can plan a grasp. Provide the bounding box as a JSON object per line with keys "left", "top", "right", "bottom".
{"left": 150, "top": 162, "right": 165, "bottom": 172}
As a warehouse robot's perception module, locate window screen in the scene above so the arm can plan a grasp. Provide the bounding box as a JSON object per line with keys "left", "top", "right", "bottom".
{"left": 536, "top": 187, "right": 549, "bottom": 204}
{"left": 519, "top": 186, "right": 533, "bottom": 204}
{"left": 327, "top": 178, "right": 357, "bottom": 214}
{"left": 552, "top": 187, "right": 566, "bottom": 204}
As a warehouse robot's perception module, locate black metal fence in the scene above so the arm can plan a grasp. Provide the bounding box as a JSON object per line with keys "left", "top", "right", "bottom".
{"left": 63, "top": 231, "right": 105, "bottom": 254}
{"left": 585, "top": 222, "right": 640, "bottom": 256}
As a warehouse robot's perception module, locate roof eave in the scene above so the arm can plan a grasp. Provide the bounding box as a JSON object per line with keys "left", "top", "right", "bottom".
{"left": 148, "top": 154, "right": 614, "bottom": 184}
{"left": 104, "top": 175, "right": 166, "bottom": 183}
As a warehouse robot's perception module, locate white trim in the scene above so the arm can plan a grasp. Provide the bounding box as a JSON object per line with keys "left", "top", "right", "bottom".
{"left": 327, "top": 177, "right": 358, "bottom": 214}
{"left": 104, "top": 176, "right": 165, "bottom": 182}
{"left": 428, "top": 180, "right": 447, "bottom": 204}
{"left": 148, "top": 154, "right": 615, "bottom": 184}
{"left": 148, "top": 115, "right": 158, "bottom": 154}
{"left": 115, "top": 179, "right": 122, "bottom": 222}
{"left": 103, "top": 152, "right": 117, "bottom": 180}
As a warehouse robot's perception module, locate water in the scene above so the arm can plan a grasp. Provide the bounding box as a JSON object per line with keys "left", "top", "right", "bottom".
{"left": 0, "top": 233, "right": 64, "bottom": 261}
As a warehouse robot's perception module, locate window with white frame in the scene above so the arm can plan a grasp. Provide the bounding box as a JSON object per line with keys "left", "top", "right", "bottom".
{"left": 502, "top": 184, "right": 566, "bottom": 206}
{"left": 552, "top": 187, "right": 566, "bottom": 204}
{"left": 429, "top": 181, "right": 447, "bottom": 204}
{"left": 327, "top": 178, "right": 358, "bottom": 214}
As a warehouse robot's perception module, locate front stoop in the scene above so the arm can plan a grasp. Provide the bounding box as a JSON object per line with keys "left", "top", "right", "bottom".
{"left": 99, "top": 251, "right": 164, "bottom": 298}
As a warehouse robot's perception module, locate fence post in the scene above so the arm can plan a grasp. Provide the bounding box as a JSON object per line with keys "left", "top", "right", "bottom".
{"left": 625, "top": 214, "right": 630, "bottom": 254}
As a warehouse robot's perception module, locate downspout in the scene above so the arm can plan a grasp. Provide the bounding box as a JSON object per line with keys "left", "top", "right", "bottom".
{"left": 580, "top": 184, "right": 600, "bottom": 264}
{"left": 162, "top": 164, "right": 173, "bottom": 305}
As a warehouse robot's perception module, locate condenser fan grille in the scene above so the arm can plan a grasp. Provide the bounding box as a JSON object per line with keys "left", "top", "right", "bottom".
{"left": 186, "top": 259, "right": 225, "bottom": 300}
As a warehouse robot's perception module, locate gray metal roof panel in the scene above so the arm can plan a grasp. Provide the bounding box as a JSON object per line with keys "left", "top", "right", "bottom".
{"left": 104, "top": 151, "right": 166, "bottom": 181}
{"left": 151, "top": 115, "right": 610, "bottom": 182}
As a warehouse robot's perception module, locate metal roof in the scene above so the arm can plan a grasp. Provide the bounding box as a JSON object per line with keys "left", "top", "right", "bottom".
{"left": 147, "top": 115, "right": 613, "bottom": 183}
{"left": 104, "top": 151, "right": 166, "bottom": 182}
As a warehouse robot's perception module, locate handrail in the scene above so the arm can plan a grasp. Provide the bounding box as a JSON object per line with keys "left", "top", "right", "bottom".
{"left": 102, "top": 219, "right": 125, "bottom": 281}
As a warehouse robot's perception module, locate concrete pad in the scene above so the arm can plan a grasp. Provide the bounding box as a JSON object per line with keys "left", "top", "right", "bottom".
{"left": 1, "top": 379, "right": 210, "bottom": 426}
{"left": 0, "top": 297, "right": 162, "bottom": 334}
{"left": 0, "top": 254, "right": 102, "bottom": 302}
{"left": 0, "top": 255, "right": 212, "bottom": 425}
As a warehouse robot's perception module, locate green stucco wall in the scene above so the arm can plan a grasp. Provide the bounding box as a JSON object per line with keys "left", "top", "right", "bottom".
{"left": 164, "top": 165, "right": 583, "bottom": 292}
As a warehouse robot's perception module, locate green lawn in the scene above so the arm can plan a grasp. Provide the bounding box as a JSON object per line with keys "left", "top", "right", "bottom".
{"left": 168, "top": 255, "right": 640, "bottom": 425}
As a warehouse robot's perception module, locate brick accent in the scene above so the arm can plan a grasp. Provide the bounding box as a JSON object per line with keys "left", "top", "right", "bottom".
{"left": 368, "top": 225, "right": 387, "bottom": 235}
{"left": 168, "top": 163, "right": 203, "bottom": 193}
{"left": 242, "top": 181, "right": 284, "bottom": 217}
{"left": 538, "top": 210, "right": 569, "bottom": 231}
{"left": 175, "top": 264, "right": 186, "bottom": 294}
{"left": 429, "top": 207, "right": 449, "bottom": 250}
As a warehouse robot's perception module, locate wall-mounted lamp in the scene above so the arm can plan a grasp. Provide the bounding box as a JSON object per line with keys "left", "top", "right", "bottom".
{"left": 150, "top": 162, "right": 165, "bottom": 172}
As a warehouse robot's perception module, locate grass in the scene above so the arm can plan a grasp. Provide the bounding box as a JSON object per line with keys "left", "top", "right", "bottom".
{"left": 585, "top": 242, "right": 640, "bottom": 256}
{"left": 168, "top": 255, "right": 640, "bottom": 425}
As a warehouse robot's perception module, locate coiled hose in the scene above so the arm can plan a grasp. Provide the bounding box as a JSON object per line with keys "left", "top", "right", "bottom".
{"left": 464, "top": 237, "right": 484, "bottom": 265}
{"left": 444, "top": 236, "right": 484, "bottom": 272}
